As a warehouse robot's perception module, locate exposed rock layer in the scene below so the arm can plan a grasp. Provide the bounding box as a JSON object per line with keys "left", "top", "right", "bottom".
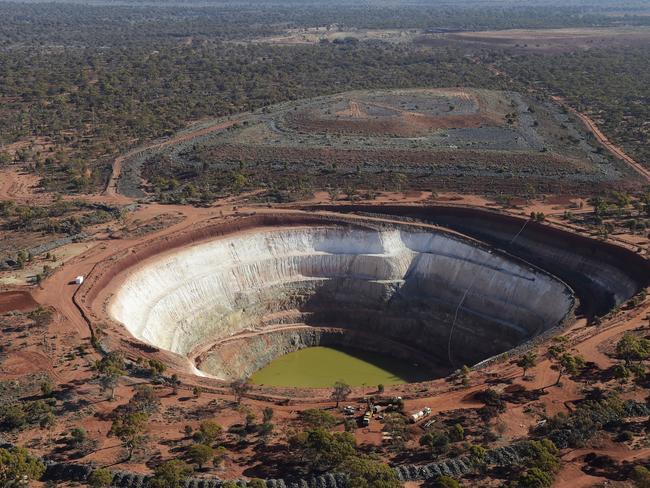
{"left": 311, "top": 205, "right": 650, "bottom": 318}
{"left": 110, "top": 224, "right": 573, "bottom": 379}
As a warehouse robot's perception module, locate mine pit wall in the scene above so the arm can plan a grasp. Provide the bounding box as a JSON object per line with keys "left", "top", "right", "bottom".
{"left": 309, "top": 205, "right": 650, "bottom": 319}
{"left": 108, "top": 220, "right": 574, "bottom": 379}
{"left": 196, "top": 327, "right": 449, "bottom": 381}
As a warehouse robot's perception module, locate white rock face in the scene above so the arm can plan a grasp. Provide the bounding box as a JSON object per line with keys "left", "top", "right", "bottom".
{"left": 109, "top": 226, "right": 573, "bottom": 375}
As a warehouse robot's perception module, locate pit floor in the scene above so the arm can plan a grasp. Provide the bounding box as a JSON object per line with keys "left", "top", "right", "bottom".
{"left": 249, "top": 346, "right": 435, "bottom": 388}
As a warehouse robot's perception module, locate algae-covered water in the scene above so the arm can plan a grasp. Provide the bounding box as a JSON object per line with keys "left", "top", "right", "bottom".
{"left": 250, "top": 346, "right": 430, "bottom": 388}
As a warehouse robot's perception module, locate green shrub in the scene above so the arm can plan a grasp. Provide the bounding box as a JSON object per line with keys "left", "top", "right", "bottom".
{"left": 88, "top": 468, "right": 113, "bottom": 488}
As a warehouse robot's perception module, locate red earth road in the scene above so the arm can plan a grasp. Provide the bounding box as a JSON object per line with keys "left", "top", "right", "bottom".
{"left": 552, "top": 96, "right": 650, "bottom": 183}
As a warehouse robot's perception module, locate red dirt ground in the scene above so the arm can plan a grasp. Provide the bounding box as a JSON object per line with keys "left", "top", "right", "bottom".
{"left": 0, "top": 290, "right": 39, "bottom": 313}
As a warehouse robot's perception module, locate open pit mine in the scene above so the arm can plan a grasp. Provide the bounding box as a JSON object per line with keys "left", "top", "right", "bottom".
{"left": 84, "top": 208, "right": 648, "bottom": 388}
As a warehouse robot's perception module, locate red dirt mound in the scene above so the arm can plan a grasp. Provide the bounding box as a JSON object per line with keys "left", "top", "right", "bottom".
{"left": 288, "top": 111, "right": 495, "bottom": 137}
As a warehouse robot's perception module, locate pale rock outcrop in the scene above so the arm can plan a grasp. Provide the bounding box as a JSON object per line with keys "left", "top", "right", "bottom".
{"left": 110, "top": 226, "right": 574, "bottom": 378}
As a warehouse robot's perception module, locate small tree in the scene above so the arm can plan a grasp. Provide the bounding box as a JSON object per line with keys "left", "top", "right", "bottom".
{"left": 248, "top": 479, "right": 266, "bottom": 488}
{"left": 430, "top": 475, "right": 460, "bottom": 488}
{"left": 0, "top": 447, "right": 46, "bottom": 486}
{"left": 262, "top": 407, "right": 274, "bottom": 423}
{"left": 187, "top": 444, "right": 213, "bottom": 470}
{"left": 130, "top": 384, "right": 160, "bottom": 414}
{"left": 230, "top": 379, "right": 251, "bottom": 404}
{"left": 517, "top": 352, "right": 537, "bottom": 378}
{"left": 213, "top": 446, "right": 228, "bottom": 468}
{"left": 40, "top": 379, "right": 54, "bottom": 397}
{"left": 40, "top": 411, "right": 56, "bottom": 430}
{"left": 149, "top": 460, "right": 192, "bottom": 488}
{"left": 616, "top": 334, "right": 650, "bottom": 366}
{"left": 147, "top": 359, "right": 166, "bottom": 380}
{"left": 331, "top": 381, "right": 351, "bottom": 408}
{"left": 342, "top": 455, "right": 400, "bottom": 488}
{"left": 524, "top": 439, "right": 560, "bottom": 474}
{"left": 420, "top": 431, "right": 449, "bottom": 455}
{"left": 260, "top": 421, "right": 274, "bottom": 437}
{"left": 516, "top": 467, "right": 554, "bottom": 487}
{"left": 632, "top": 465, "right": 650, "bottom": 488}
{"left": 245, "top": 411, "right": 257, "bottom": 433}
{"left": 193, "top": 420, "right": 222, "bottom": 445}
{"left": 95, "top": 352, "right": 126, "bottom": 400}
{"left": 0, "top": 151, "right": 11, "bottom": 166}
{"left": 469, "top": 445, "right": 487, "bottom": 472}
{"left": 553, "top": 352, "right": 585, "bottom": 386}
{"left": 88, "top": 468, "right": 113, "bottom": 488}
{"left": 613, "top": 364, "right": 631, "bottom": 383}
{"left": 108, "top": 412, "right": 148, "bottom": 460}
{"left": 300, "top": 409, "right": 337, "bottom": 429}
{"left": 69, "top": 427, "right": 88, "bottom": 448}
{"left": 448, "top": 423, "right": 464, "bottom": 442}
{"left": 170, "top": 374, "right": 181, "bottom": 395}
{"left": 289, "top": 428, "right": 356, "bottom": 472}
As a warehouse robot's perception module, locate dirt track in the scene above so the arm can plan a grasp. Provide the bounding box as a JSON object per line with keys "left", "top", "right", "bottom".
{"left": 552, "top": 96, "right": 650, "bottom": 183}
{"left": 104, "top": 119, "right": 239, "bottom": 200}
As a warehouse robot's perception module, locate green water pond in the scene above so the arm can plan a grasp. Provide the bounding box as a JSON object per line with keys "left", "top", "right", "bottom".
{"left": 250, "top": 346, "right": 432, "bottom": 388}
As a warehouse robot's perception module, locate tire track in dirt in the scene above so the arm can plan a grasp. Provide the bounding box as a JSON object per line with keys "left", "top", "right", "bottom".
{"left": 104, "top": 119, "right": 239, "bottom": 199}
{"left": 477, "top": 58, "right": 649, "bottom": 184}
{"left": 552, "top": 96, "right": 650, "bottom": 184}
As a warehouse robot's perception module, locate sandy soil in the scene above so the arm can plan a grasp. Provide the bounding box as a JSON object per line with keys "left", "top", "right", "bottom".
{"left": 0, "top": 290, "right": 39, "bottom": 313}
{"left": 0, "top": 167, "right": 51, "bottom": 205}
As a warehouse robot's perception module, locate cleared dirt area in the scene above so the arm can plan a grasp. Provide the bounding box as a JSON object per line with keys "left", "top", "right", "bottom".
{"left": 286, "top": 89, "right": 496, "bottom": 136}
{"left": 420, "top": 26, "right": 650, "bottom": 52}
{"left": 246, "top": 27, "right": 422, "bottom": 45}
{"left": 0, "top": 290, "right": 38, "bottom": 313}
{"left": 0, "top": 167, "right": 51, "bottom": 205}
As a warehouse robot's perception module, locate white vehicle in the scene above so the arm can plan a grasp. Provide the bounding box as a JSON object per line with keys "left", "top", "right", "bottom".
{"left": 410, "top": 407, "right": 432, "bottom": 423}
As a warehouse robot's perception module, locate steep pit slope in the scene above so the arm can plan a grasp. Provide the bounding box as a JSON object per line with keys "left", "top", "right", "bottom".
{"left": 312, "top": 205, "right": 650, "bottom": 319}
{"left": 109, "top": 224, "right": 574, "bottom": 380}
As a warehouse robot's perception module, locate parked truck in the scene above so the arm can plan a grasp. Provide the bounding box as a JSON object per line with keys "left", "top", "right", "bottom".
{"left": 409, "top": 406, "right": 432, "bottom": 423}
